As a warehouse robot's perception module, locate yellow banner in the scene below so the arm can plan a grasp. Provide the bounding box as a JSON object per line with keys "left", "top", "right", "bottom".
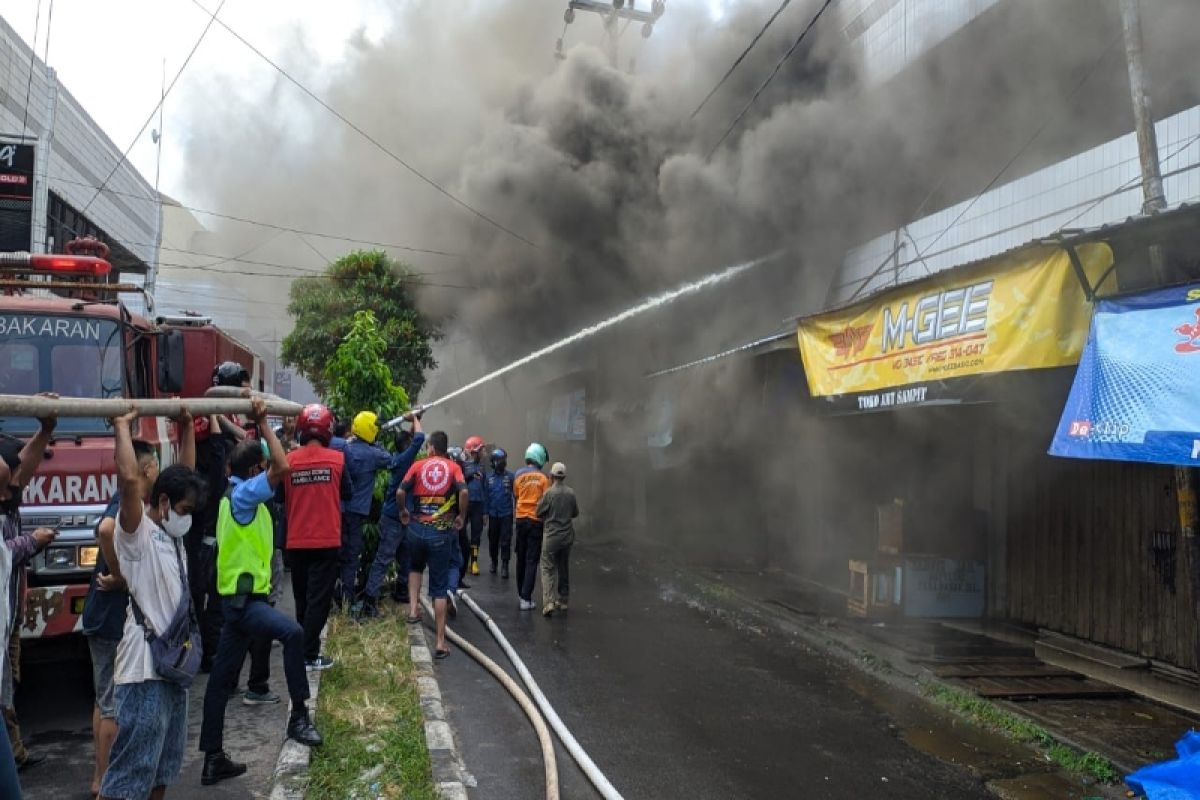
{"left": 797, "top": 243, "right": 1113, "bottom": 397}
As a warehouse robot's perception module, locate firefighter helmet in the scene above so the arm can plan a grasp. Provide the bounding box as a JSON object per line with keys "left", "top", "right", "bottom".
{"left": 351, "top": 411, "right": 380, "bottom": 444}
{"left": 296, "top": 404, "right": 334, "bottom": 446}
{"left": 464, "top": 435, "right": 485, "bottom": 455}
{"left": 490, "top": 448, "right": 508, "bottom": 472}
{"left": 524, "top": 443, "right": 548, "bottom": 468}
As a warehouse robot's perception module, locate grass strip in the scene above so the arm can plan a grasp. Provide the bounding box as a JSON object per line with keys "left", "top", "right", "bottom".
{"left": 924, "top": 683, "right": 1120, "bottom": 784}
{"left": 307, "top": 608, "right": 438, "bottom": 800}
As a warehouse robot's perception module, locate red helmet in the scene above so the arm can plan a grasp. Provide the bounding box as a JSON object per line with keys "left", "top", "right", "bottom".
{"left": 297, "top": 404, "right": 334, "bottom": 446}
{"left": 464, "top": 435, "right": 485, "bottom": 455}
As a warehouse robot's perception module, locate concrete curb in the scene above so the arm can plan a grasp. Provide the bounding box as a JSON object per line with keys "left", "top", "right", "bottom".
{"left": 268, "top": 628, "right": 327, "bottom": 800}
{"left": 409, "top": 621, "right": 474, "bottom": 799}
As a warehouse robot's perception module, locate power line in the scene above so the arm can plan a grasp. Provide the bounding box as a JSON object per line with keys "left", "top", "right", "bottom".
{"left": 691, "top": 0, "right": 793, "bottom": 119}
{"left": 46, "top": 171, "right": 464, "bottom": 258}
{"left": 707, "top": 0, "right": 834, "bottom": 159}
{"left": 81, "top": 0, "right": 228, "bottom": 215}
{"left": 155, "top": 260, "right": 480, "bottom": 289}
{"left": 189, "top": 0, "right": 538, "bottom": 249}
{"left": 18, "top": 0, "right": 43, "bottom": 141}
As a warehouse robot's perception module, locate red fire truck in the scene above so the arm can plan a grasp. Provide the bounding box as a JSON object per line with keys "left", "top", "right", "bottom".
{"left": 0, "top": 241, "right": 264, "bottom": 639}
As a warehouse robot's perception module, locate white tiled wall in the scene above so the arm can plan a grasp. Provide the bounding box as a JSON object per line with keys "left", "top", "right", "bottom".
{"left": 839, "top": 0, "right": 1002, "bottom": 85}
{"left": 0, "top": 15, "right": 158, "bottom": 265}
{"left": 831, "top": 105, "right": 1200, "bottom": 303}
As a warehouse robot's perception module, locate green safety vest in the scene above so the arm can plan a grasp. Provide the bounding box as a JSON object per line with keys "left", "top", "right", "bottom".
{"left": 216, "top": 495, "right": 273, "bottom": 597}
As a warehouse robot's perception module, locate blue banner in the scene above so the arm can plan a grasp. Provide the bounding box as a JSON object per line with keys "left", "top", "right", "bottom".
{"left": 1050, "top": 283, "right": 1200, "bottom": 466}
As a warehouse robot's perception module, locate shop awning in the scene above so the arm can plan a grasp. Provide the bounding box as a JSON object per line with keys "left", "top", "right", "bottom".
{"left": 1049, "top": 281, "right": 1200, "bottom": 466}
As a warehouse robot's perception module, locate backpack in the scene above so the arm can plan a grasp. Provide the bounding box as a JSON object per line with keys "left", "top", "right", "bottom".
{"left": 129, "top": 538, "right": 203, "bottom": 687}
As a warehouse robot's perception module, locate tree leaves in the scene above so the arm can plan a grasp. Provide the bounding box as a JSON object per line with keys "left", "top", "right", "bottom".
{"left": 281, "top": 250, "right": 440, "bottom": 401}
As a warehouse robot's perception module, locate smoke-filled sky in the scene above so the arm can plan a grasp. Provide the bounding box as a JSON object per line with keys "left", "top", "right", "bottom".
{"left": 4, "top": 0, "right": 1200, "bottom": 402}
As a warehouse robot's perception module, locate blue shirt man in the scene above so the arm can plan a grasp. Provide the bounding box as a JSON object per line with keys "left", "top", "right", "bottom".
{"left": 482, "top": 450, "right": 516, "bottom": 577}
{"left": 357, "top": 417, "right": 425, "bottom": 616}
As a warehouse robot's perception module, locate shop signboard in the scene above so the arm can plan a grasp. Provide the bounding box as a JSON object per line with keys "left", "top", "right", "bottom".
{"left": 1050, "top": 282, "right": 1200, "bottom": 466}
{"left": 797, "top": 243, "right": 1113, "bottom": 399}
{"left": 0, "top": 142, "right": 35, "bottom": 252}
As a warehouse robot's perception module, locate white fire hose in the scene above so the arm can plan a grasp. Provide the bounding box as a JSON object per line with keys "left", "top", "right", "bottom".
{"left": 420, "top": 598, "right": 560, "bottom": 800}
{"left": 0, "top": 391, "right": 303, "bottom": 420}
{"left": 458, "top": 592, "right": 625, "bottom": 800}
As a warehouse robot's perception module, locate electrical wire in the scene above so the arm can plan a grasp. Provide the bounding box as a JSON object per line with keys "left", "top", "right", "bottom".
{"left": 843, "top": 30, "right": 1122, "bottom": 302}
{"left": 81, "top": 0, "right": 227, "bottom": 215}
{"left": 47, "top": 171, "right": 463, "bottom": 259}
{"left": 691, "top": 0, "right": 793, "bottom": 119}
{"left": 189, "top": 0, "right": 537, "bottom": 249}
{"left": 18, "top": 0, "right": 43, "bottom": 141}
{"left": 706, "top": 0, "right": 834, "bottom": 159}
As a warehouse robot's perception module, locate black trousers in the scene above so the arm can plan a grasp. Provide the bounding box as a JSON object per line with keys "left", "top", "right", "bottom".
{"left": 487, "top": 515, "right": 514, "bottom": 565}
{"left": 467, "top": 502, "right": 485, "bottom": 547}
{"left": 514, "top": 519, "right": 543, "bottom": 602}
{"left": 288, "top": 547, "right": 339, "bottom": 661}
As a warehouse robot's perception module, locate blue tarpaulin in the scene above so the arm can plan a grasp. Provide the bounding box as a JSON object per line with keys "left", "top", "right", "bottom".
{"left": 1049, "top": 282, "right": 1200, "bottom": 466}
{"left": 1127, "top": 731, "right": 1200, "bottom": 800}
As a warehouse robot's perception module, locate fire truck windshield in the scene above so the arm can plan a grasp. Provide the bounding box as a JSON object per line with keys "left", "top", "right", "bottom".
{"left": 0, "top": 314, "right": 123, "bottom": 434}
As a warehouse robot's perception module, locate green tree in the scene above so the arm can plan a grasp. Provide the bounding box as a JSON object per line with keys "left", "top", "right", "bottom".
{"left": 281, "top": 250, "right": 439, "bottom": 399}
{"left": 325, "top": 310, "right": 410, "bottom": 422}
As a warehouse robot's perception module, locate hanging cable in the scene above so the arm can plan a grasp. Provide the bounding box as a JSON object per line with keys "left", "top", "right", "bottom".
{"left": 691, "top": 0, "right": 793, "bottom": 119}
{"left": 81, "top": 0, "right": 228, "bottom": 215}
{"left": 18, "top": 0, "right": 44, "bottom": 141}
{"left": 188, "top": 0, "right": 538, "bottom": 249}
{"left": 706, "top": 0, "right": 834, "bottom": 159}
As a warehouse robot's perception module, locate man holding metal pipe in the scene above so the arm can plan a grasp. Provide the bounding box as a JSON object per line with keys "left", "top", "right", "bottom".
{"left": 0, "top": 397, "right": 59, "bottom": 773}
{"left": 397, "top": 431, "right": 467, "bottom": 659}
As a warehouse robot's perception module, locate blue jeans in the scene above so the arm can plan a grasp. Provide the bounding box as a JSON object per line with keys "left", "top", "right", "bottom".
{"left": 101, "top": 680, "right": 188, "bottom": 798}
{"left": 364, "top": 515, "right": 408, "bottom": 600}
{"left": 199, "top": 597, "right": 309, "bottom": 753}
{"left": 448, "top": 528, "right": 465, "bottom": 595}
{"left": 0, "top": 718, "right": 19, "bottom": 800}
{"left": 407, "top": 522, "right": 452, "bottom": 600}
{"left": 339, "top": 512, "right": 367, "bottom": 600}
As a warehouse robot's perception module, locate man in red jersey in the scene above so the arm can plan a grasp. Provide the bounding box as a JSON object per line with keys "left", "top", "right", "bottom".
{"left": 282, "top": 404, "right": 352, "bottom": 671}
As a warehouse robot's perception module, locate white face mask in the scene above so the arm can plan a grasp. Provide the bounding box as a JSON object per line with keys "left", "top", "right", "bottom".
{"left": 160, "top": 506, "right": 192, "bottom": 539}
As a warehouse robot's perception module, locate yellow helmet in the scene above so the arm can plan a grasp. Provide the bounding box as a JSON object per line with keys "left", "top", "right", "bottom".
{"left": 351, "top": 411, "right": 380, "bottom": 444}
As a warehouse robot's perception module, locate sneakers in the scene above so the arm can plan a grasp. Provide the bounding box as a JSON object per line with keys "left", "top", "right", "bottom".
{"left": 445, "top": 593, "right": 458, "bottom": 619}
{"left": 519, "top": 599, "right": 536, "bottom": 610}
{"left": 489, "top": 561, "right": 497, "bottom": 575}
{"left": 305, "top": 656, "right": 335, "bottom": 672}
{"left": 201, "top": 751, "right": 247, "bottom": 786}
{"left": 287, "top": 711, "right": 324, "bottom": 748}
{"left": 500, "top": 563, "right": 510, "bottom": 579}
{"left": 243, "top": 689, "right": 281, "bottom": 706}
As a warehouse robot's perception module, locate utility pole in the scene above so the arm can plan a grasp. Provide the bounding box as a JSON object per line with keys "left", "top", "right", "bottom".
{"left": 1119, "top": 0, "right": 1199, "bottom": 666}
{"left": 562, "top": 1, "right": 665, "bottom": 70}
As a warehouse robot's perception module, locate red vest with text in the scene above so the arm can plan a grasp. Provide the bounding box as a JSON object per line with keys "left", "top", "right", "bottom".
{"left": 283, "top": 444, "right": 345, "bottom": 549}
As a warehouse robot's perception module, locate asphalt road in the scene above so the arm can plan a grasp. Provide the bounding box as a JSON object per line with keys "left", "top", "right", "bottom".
{"left": 14, "top": 580, "right": 299, "bottom": 800}
{"left": 430, "top": 541, "right": 1001, "bottom": 800}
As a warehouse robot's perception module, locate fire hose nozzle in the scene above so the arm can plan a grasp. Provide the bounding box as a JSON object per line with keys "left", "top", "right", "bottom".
{"left": 380, "top": 405, "right": 425, "bottom": 431}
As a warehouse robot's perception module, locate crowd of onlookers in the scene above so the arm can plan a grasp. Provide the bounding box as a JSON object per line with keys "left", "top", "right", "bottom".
{"left": 0, "top": 361, "right": 580, "bottom": 799}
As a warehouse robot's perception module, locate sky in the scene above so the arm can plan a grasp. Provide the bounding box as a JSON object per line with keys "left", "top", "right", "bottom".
{"left": 0, "top": 0, "right": 393, "bottom": 200}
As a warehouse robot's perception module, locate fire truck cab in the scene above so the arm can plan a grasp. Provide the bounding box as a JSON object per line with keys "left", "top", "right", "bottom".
{"left": 0, "top": 242, "right": 263, "bottom": 640}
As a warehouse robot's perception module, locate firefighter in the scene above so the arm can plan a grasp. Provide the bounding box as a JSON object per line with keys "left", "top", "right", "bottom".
{"left": 337, "top": 412, "right": 392, "bottom": 607}
{"left": 282, "top": 404, "right": 352, "bottom": 671}
{"left": 462, "top": 436, "right": 488, "bottom": 576}
{"left": 483, "top": 448, "right": 515, "bottom": 578}
{"left": 513, "top": 444, "right": 550, "bottom": 610}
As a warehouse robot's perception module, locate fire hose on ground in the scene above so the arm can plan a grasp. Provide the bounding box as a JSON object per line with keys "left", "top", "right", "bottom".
{"left": 455, "top": 592, "right": 626, "bottom": 800}
{"left": 419, "top": 597, "right": 560, "bottom": 800}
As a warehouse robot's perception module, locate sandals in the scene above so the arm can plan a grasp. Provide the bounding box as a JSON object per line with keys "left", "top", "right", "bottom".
{"left": 435, "top": 648, "right": 450, "bottom": 660}
{"left": 406, "top": 615, "right": 422, "bottom": 624}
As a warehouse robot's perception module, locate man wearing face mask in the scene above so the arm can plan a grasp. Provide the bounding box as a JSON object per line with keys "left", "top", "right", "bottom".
{"left": 99, "top": 410, "right": 207, "bottom": 800}
{"left": 0, "top": 398, "right": 59, "bottom": 773}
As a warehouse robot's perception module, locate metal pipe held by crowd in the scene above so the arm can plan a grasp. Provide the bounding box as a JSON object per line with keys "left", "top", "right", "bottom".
{"left": 419, "top": 598, "right": 560, "bottom": 800}
{"left": 202, "top": 385, "right": 296, "bottom": 407}
{"left": 458, "top": 592, "right": 625, "bottom": 800}
{"left": 0, "top": 394, "right": 304, "bottom": 419}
